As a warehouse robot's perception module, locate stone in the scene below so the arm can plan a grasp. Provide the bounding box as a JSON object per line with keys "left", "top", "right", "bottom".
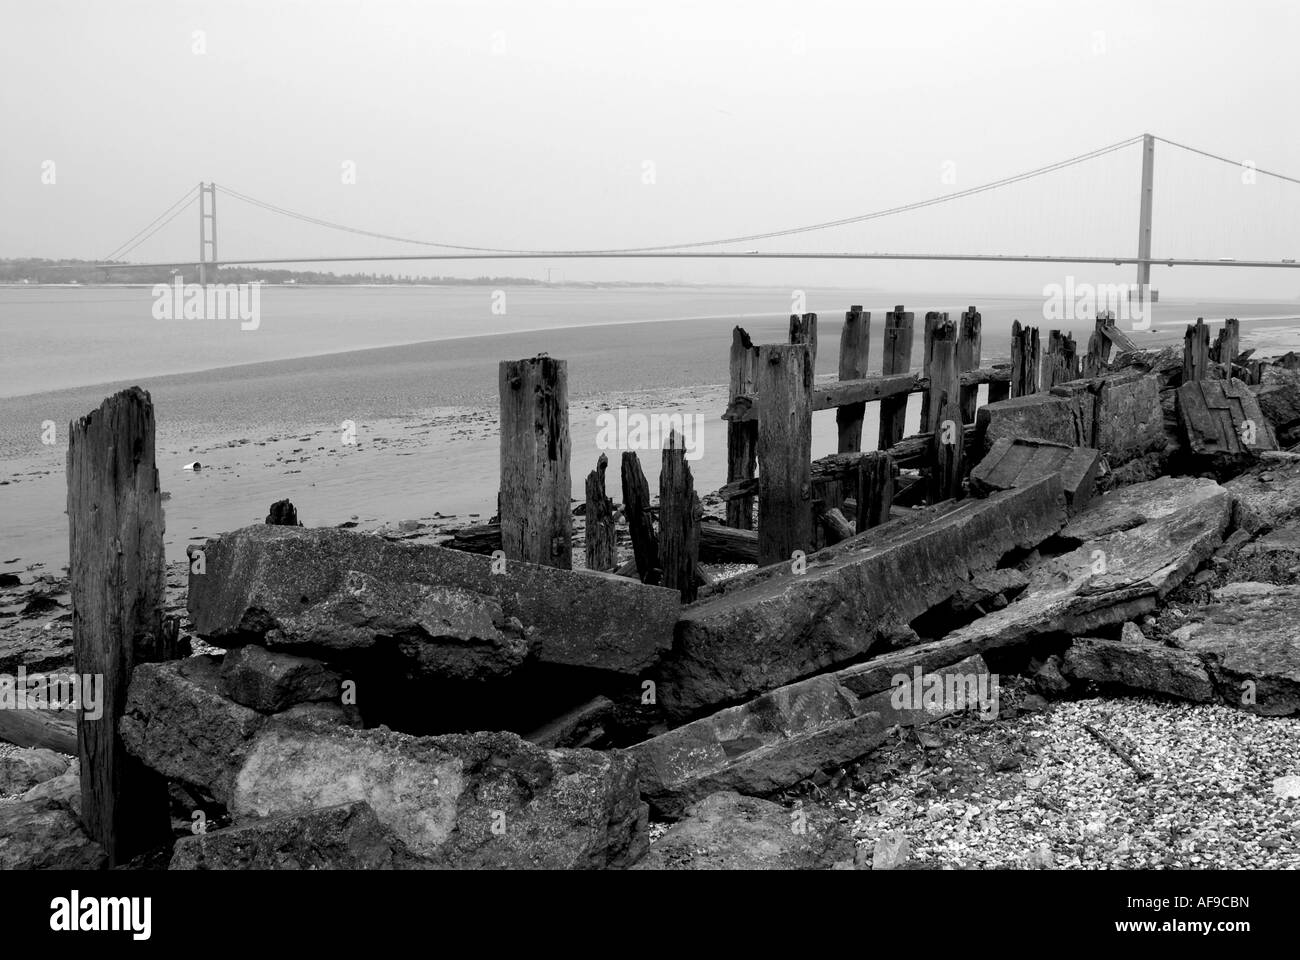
{"left": 219, "top": 644, "right": 341, "bottom": 713}
{"left": 631, "top": 792, "right": 851, "bottom": 870}
{"left": 949, "top": 568, "right": 1029, "bottom": 614}
{"left": 1030, "top": 655, "right": 1070, "bottom": 695}
{"left": 20, "top": 765, "right": 81, "bottom": 816}
{"left": 1169, "top": 582, "right": 1300, "bottom": 716}
{"left": 1061, "top": 637, "right": 1215, "bottom": 702}
{"left": 976, "top": 393, "right": 1085, "bottom": 452}
{"left": 969, "top": 437, "right": 1101, "bottom": 512}
{"left": 632, "top": 655, "right": 994, "bottom": 819}
{"left": 0, "top": 747, "right": 69, "bottom": 796}
{"left": 872, "top": 831, "right": 910, "bottom": 870}
{"left": 1272, "top": 776, "right": 1300, "bottom": 799}
{"left": 0, "top": 797, "right": 106, "bottom": 870}
{"left": 188, "top": 525, "right": 678, "bottom": 676}
{"left": 1060, "top": 475, "right": 1225, "bottom": 544}
{"left": 265, "top": 499, "right": 301, "bottom": 526}
{"left": 1224, "top": 461, "right": 1300, "bottom": 534}
{"left": 524, "top": 695, "right": 615, "bottom": 749}
{"left": 1120, "top": 621, "right": 1147, "bottom": 644}
{"left": 1093, "top": 373, "right": 1169, "bottom": 465}
{"left": 657, "top": 477, "right": 1066, "bottom": 721}
{"left": 1239, "top": 520, "right": 1300, "bottom": 558}
{"left": 169, "top": 801, "right": 426, "bottom": 870}
{"left": 1253, "top": 368, "right": 1300, "bottom": 437}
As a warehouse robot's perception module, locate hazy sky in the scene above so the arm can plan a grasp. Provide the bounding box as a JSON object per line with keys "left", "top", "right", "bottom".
{"left": 2, "top": 0, "right": 1298, "bottom": 297}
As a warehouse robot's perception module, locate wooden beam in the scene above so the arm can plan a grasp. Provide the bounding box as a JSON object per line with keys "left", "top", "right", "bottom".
{"left": 68, "top": 386, "right": 175, "bottom": 865}
{"left": 757, "top": 343, "right": 813, "bottom": 566}
{"left": 699, "top": 521, "right": 759, "bottom": 564}
{"left": 856, "top": 451, "right": 895, "bottom": 532}
{"left": 499, "top": 357, "right": 571, "bottom": 569}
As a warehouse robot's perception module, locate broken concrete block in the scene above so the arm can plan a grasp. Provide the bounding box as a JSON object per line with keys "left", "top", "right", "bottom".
{"left": 976, "top": 393, "right": 1086, "bottom": 452}
{"left": 970, "top": 437, "right": 1101, "bottom": 512}
{"left": 949, "top": 568, "right": 1029, "bottom": 614}
{"left": 1170, "top": 582, "right": 1300, "bottom": 716}
{"left": 1062, "top": 637, "right": 1215, "bottom": 702}
{"left": 1095, "top": 373, "right": 1169, "bottom": 464}
{"left": 169, "top": 801, "right": 427, "bottom": 870}
{"left": 656, "top": 477, "right": 1066, "bottom": 722}
{"left": 631, "top": 791, "right": 851, "bottom": 870}
{"left": 1059, "top": 476, "right": 1225, "bottom": 544}
{"left": 188, "top": 525, "right": 678, "bottom": 676}
{"left": 219, "top": 645, "right": 342, "bottom": 713}
{"left": 1176, "top": 377, "right": 1277, "bottom": 469}
{"left": 632, "top": 655, "right": 993, "bottom": 819}
{"left": 1253, "top": 368, "right": 1300, "bottom": 441}
{"left": 1223, "top": 462, "right": 1300, "bottom": 534}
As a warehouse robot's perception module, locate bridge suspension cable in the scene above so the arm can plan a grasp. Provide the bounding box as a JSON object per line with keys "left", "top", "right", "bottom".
{"left": 102, "top": 185, "right": 198, "bottom": 262}
{"left": 1154, "top": 136, "right": 1300, "bottom": 187}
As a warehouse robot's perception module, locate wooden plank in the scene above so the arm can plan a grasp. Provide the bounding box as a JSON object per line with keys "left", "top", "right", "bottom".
{"left": 68, "top": 386, "right": 175, "bottom": 865}
{"left": 723, "top": 373, "right": 915, "bottom": 422}
{"left": 700, "top": 522, "right": 759, "bottom": 564}
{"left": 856, "top": 451, "right": 894, "bottom": 532}
{"left": 788, "top": 313, "right": 818, "bottom": 373}
{"left": 725, "top": 326, "right": 759, "bottom": 529}
{"left": 0, "top": 691, "right": 78, "bottom": 755}
{"left": 499, "top": 356, "right": 571, "bottom": 569}
{"left": 584, "top": 453, "right": 617, "bottom": 572}
{"left": 878, "top": 306, "right": 915, "bottom": 450}
{"left": 620, "top": 451, "right": 659, "bottom": 584}
{"left": 659, "top": 436, "right": 701, "bottom": 603}
{"left": 757, "top": 343, "right": 813, "bottom": 566}
{"left": 957, "top": 305, "right": 982, "bottom": 424}
{"left": 1102, "top": 321, "right": 1138, "bottom": 354}
{"left": 835, "top": 306, "right": 871, "bottom": 453}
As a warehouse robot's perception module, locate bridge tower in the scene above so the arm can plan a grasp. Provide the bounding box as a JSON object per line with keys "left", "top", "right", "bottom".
{"left": 198, "top": 182, "right": 217, "bottom": 286}
{"left": 1135, "top": 133, "right": 1155, "bottom": 303}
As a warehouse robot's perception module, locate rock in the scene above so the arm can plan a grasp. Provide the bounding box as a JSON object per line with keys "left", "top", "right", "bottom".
{"left": 1059, "top": 475, "right": 1225, "bottom": 544}
{"left": 219, "top": 644, "right": 342, "bottom": 713}
{"left": 1224, "top": 461, "right": 1300, "bottom": 534}
{"left": 631, "top": 792, "right": 851, "bottom": 870}
{"left": 1030, "top": 655, "right": 1070, "bottom": 695}
{"left": 1239, "top": 520, "right": 1300, "bottom": 558}
{"left": 21, "top": 765, "right": 81, "bottom": 816}
{"left": 1062, "top": 637, "right": 1216, "bottom": 702}
{"left": 1169, "top": 582, "right": 1300, "bottom": 715}
{"left": 0, "top": 798, "right": 106, "bottom": 870}
{"left": 1253, "top": 368, "right": 1300, "bottom": 437}
{"left": 1120, "top": 621, "right": 1147, "bottom": 644}
{"left": 632, "top": 655, "right": 994, "bottom": 819}
{"left": 1019, "top": 693, "right": 1049, "bottom": 713}
{"left": 1028, "top": 843, "right": 1055, "bottom": 869}
{"left": 658, "top": 477, "right": 1066, "bottom": 721}
{"left": 524, "top": 695, "right": 615, "bottom": 749}
{"left": 1272, "top": 776, "right": 1300, "bottom": 799}
{"left": 0, "top": 747, "right": 69, "bottom": 795}
{"left": 1093, "top": 373, "right": 1170, "bottom": 465}
{"left": 0, "top": 572, "right": 20, "bottom": 587}
{"left": 949, "top": 568, "right": 1029, "bottom": 615}
{"left": 977, "top": 393, "right": 1085, "bottom": 452}
{"left": 188, "top": 525, "right": 678, "bottom": 676}
{"left": 265, "top": 499, "right": 301, "bottom": 526}
{"left": 969, "top": 437, "right": 1101, "bottom": 513}
{"left": 872, "top": 831, "right": 910, "bottom": 870}
{"left": 169, "top": 801, "right": 426, "bottom": 870}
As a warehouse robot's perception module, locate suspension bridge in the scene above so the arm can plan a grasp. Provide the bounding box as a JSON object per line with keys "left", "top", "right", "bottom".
{"left": 88, "top": 133, "right": 1300, "bottom": 292}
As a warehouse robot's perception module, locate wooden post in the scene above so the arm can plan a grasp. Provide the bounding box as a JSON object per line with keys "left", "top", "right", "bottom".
{"left": 68, "top": 387, "right": 176, "bottom": 865}
{"left": 956, "top": 305, "right": 982, "bottom": 424}
{"left": 584, "top": 453, "right": 616, "bottom": 572}
{"left": 757, "top": 343, "right": 813, "bottom": 567}
{"left": 920, "top": 311, "right": 940, "bottom": 430}
{"left": 725, "top": 326, "right": 759, "bottom": 529}
{"left": 1212, "top": 317, "right": 1240, "bottom": 371}
{"left": 856, "top": 451, "right": 894, "bottom": 532}
{"left": 878, "top": 306, "right": 914, "bottom": 450}
{"left": 835, "top": 306, "right": 871, "bottom": 453}
{"left": 1182, "top": 318, "right": 1210, "bottom": 383}
{"left": 926, "top": 319, "right": 962, "bottom": 502}
{"left": 1045, "top": 330, "right": 1079, "bottom": 388}
{"left": 499, "top": 357, "right": 571, "bottom": 568}
{"left": 788, "top": 312, "right": 818, "bottom": 374}
{"left": 619, "top": 451, "right": 659, "bottom": 584}
{"left": 1009, "top": 320, "right": 1041, "bottom": 398}
{"left": 659, "top": 434, "right": 701, "bottom": 603}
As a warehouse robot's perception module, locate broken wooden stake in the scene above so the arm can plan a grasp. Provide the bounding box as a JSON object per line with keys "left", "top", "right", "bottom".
{"left": 1182, "top": 318, "right": 1210, "bottom": 383}
{"left": 856, "top": 451, "right": 895, "bottom": 532}
{"left": 659, "top": 434, "right": 702, "bottom": 603}
{"left": 584, "top": 453, "right": 617, "bottom": 572}
{"left": 725, "top": 326, "right": 759, "bottom": 529}
{"left": 499, "top": 356, "right": 572, "bottom": 569}
{"left": 836, "top": 306, "right": 871, "bottom": 453}
{"left": 757, "top": 343, "right": 813, "bottom": 567}
{"left": 879, "top": 306, "right": 915, "bottom": 450}
{"left": 957, "top": 305, "right": 982, "bottom": 424}
{"left": 620, "top": 451, "right": 659, "bottom": 584}
{"left": 1010, "top": 320, "right": 1041, "bottom": 398}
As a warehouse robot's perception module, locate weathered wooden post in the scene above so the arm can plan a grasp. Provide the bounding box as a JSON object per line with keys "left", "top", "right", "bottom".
{"left": 757, "top": 343, "right": 813, "bottom": 567}
{"left": 584, "top": 453, "right": 616, "bottom": 572}
{"left": 1212, "top": 317, "right": 1240, "bottom": 372}
{"left": 620, "top": 451, "right": 658, "bottom": 583}
{"left": 1010, "top": 320, "right": 1041, "bottom": 397}
{"left": 957, "top": 305, "right": 982, "bottom": 424}
{"left": 835, "top": 306, "right": 871, "bottom": 453}
{"left": 926, "top": 318, "right": 962, "bottom": 502}
{"left": 878, "top": 306, "right": 914, "bottom": 450}
{"left": 1045, "top": 330, "right": 1079, "bottom": 388}
{"left": 788, "top": 312, "right": 818, "bottom": 373}
{"left": 856, "top": 451, "right": 895, "bottom": 532}
{"left": 659, "top": 434, "right": 701, "bottom": 603}
{"left": 499, "top": 356, "right": 571, "bottom": 569}
{"left": 920, "top": 311, "right": 940, "bottom": 430}
{"left": 1182, "top": 318, "right": 1210, "bottom": 383}
{"left": 725, "top": 326, "right": 759, "bottom": 529}
{"left": 68, "top": 386, "right": 176, "bottom": 865}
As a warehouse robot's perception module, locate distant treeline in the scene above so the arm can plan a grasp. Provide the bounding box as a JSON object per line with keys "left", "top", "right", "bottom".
{"left": 0, "top": 259, "right": 546, "bottom": 286}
